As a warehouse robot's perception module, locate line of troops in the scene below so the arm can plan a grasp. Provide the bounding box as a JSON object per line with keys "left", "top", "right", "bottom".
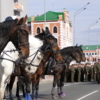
{"left": 65, "top": 60, "right": 100, "bottom": 83}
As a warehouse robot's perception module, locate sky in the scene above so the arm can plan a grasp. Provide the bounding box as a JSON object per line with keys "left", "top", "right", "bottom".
{"left": 27, "top": 0, "right": 100, "bottom": 46}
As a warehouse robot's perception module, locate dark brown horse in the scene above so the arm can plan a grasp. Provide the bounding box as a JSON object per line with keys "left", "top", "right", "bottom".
{"left": 30, "top": 33, "right": 85, "bottom": 99}
{"left": 0, "top": 15, "right": 30, "bottom": 58}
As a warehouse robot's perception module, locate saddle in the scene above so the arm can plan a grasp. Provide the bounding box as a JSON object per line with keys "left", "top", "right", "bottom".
{"left": 46, "top": 57, "right": 56, "bottom": 74}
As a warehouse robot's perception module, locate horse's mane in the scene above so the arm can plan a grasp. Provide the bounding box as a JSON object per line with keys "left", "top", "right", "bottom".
{"left": 60, "top": 46, "right": 74, "bottom": 54}
{"left": 0, "top": 19, "right": 18, "bottom": 36}
{"left": 35, "top": 32, "right": 45, "bottom": 40}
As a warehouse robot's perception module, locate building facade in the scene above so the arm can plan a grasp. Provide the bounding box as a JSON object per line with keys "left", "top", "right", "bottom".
{"left": 82, "top": 45, "right": 100, "bottom": 63}
{"left": 0, "top": 0, "right": 27, "bottom": 21}
{"left": 28, "top": 9, "right": 72, "bottom": 49}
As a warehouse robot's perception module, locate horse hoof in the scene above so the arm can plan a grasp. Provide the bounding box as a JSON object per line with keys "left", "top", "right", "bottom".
{"left": 52, "top": 96, "right": 57, "bottom": 99}
{"left": 17, "top": 98, "right": 21, "bottom": 100}
{"left": 32, "top": 99, "right": 40, "bottom": 100}
{"left": 36, "top": 99, "right": 40, "bottom": 100}
{"left": 59, "top": 94, "right": 65, "bottom": 98}
{"left": 61, "top": 93, "right": 66, "bottom": 97}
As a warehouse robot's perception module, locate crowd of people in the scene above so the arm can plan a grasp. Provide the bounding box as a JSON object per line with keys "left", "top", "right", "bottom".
{"left": 64, "top": 60, "right": 100, "bottom": 83}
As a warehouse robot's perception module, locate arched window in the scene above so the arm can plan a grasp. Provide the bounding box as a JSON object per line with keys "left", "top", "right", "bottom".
{"left": 53, "top": 26, "right": 57, "bottom": 33}
{"left": 37, "top": 27, "right": 40, "bottom": 34}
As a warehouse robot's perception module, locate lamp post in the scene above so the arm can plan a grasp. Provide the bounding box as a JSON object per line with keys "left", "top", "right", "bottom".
{"left": 73, "top": 2, "right": 90, "bottom": 45}
{"left": 44, "top": 0, "right": 46, "bottom": 30}
{"left": 88, "top": 18, "right": 100, "bottom": 62}
{"left": 96, "top": 32, "right": 100, "bottom": 62}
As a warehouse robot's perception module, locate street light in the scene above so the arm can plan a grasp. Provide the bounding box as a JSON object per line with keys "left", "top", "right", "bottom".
{"left": 44, "top": 0, "right": 46, "bottom": 30}
{"left": 96, "top": 32, "right": 100, "bottom": 62}
{"left": 88, "top": 18, "right": 100, "bottom": 62}
{"left": 73, "top": 2, "right": 90, "bottom": 45}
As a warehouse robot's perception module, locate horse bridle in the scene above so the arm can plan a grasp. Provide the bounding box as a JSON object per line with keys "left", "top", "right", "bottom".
{"left": 74, "top": 47, "right": 85, "bottom": 59}
{"left": 17, "top": 25, "right": 29, "bottom": 50}
{"left": 44, "top": 34, "right": 60, "bottom": 55}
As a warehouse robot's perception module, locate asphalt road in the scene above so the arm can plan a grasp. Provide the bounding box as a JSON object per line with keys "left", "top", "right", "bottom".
{"left": 5, "top": 81, "right": 100, "bottom": 100}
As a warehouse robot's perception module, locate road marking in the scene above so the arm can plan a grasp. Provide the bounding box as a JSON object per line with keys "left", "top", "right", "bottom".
{"left": 74, "top": 82, "right": 81, "bottom": 84}
{"left": 76, "top": 90, "right": 99, "bottom": 100}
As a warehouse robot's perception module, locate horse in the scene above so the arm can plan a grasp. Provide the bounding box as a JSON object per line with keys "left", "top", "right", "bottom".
{"left": 32, "top": 43, "right": 85, "bottom": 100}
{"left": 6, "top": 28, "right": 63, "bottom": 100}
{"left": 0, "top": 15, "right": 30, "bottom": 59}
{"left": 0, "top": 34, "right": 45, "bottom": 100}
{"left": 42, "top": 45, "right": 85, "bottom": 99}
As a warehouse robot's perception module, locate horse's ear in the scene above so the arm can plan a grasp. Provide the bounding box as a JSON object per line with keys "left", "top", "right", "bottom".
{"left": 75, "top": 44, "right": 78, "bottom": 47}
{"left": 23, "top": 15, "right": 28, "bottom": 24}
{"left": 42, "top": 29, "right": 45, "bottom": 33}
{"left": 46, "top": 27, "right": 50, "bottom": 34}
{"left": 17, "top": 17, "right": 24, "bottom": 25}
{"left": 80, "top": 45, "right": 83, "bottom": 48}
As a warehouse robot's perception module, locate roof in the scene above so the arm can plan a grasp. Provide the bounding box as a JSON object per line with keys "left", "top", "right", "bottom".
{"left": 27, "top": 11, "right": 64, "bottom": 22}
{"left": 27, "top": 17, "right": 31, "bottom": 23}
{"left": 82, "top": 45, "right": 100, "bottom": 50}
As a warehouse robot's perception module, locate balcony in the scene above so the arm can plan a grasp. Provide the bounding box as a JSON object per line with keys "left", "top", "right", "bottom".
{"left": 14, "top": 3, "right": 23, "bottom": 12}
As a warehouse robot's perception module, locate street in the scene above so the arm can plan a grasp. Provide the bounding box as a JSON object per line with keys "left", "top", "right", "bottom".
{"left": 5, "top": 81, "right": 100, "bottom": 100}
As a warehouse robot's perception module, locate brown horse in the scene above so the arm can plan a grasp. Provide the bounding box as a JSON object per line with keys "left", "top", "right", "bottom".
{"left": 0, "top": 15, "right": 30, "bottom": 58}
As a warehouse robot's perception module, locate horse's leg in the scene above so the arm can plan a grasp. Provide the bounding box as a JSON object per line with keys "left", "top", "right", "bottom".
{"left": 51, "top": 75, "right": 57, "bottom": 99}
{"left": 24, "top": 75, "right": 31, "bottom": 100}
{"left": 9, "top": 75, "right": 16, "bottom": 100}
{"left": 16, "top": 81, "right": 20, "bottom": 99}
{"left": 22, "top": 83, "right": 25, "bottom": 97}
{"left": 60, "top": 73, "right": 66, "bottom": 98}
{"left": 35, "top": 82, "right": 40, "bottom": 100}
{"left": 32, "top": 82, "right": 36, "bottom": 100}
{"left": 0, "top": 75, "right": 8, "bottom": 100}
{"left": 57, "top": 78, "right": 61, "bottom": 97}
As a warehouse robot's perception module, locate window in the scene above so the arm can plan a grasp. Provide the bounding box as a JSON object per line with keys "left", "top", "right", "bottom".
{"left": 14, "top": 10, "right": 20, "bottom": 16}
{"left": 37, "top": 27, "right": 40, "bottom": 34}
{"left": 86, "top": 53, "right": 88, "bottom": 55}
{"left": 53, "top": 26, "right": 57, "bottom": 33}
{"left": 95, "top": 53, "right": 97, "bottom": 55}
{"left": 92, "top": 53, "right": 94, "bottom": 55}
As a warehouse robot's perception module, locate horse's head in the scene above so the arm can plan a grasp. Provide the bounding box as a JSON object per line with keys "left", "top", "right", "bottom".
{"left": 10, "top": 15, "right": 30, "bottom": 59}
{"left": 74, "top": 44, "right": 86, "bottom": 62}
{"left": 35, "top": 28, "right": 63, "bottom": 63}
